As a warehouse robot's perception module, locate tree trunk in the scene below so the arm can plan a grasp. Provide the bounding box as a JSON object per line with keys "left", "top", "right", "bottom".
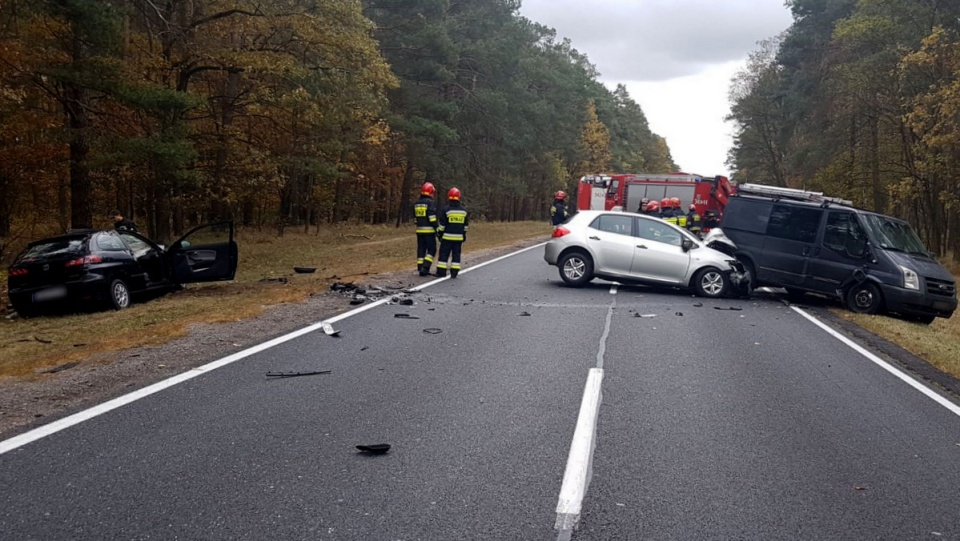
{"left": 395, "top": 164, "right": 415, "bottom": 228}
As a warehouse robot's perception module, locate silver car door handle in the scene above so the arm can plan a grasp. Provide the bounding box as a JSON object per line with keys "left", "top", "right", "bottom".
{"left": 589, "top": 236, "right": 600, "bottom": 240}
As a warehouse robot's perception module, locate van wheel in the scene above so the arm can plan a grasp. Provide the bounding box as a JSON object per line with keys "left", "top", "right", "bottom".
{"left": 558, "top": 252, "right": 594, "bottom": 287}
{"left": 693, "top": 267, "right": 729, "bottom": 298}
{"left": 846, "top": 282, "right": 882, "bottom": 314}
{"left": 108, "top": 279, "right": 131, "bottom": 310}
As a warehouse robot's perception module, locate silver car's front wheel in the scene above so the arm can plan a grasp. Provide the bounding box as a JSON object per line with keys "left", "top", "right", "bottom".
{"left": 693, "top": 267, "right": 729, "bottom": 298}
{"left": 559, "top": 252, "right": 594, "bottom": 287}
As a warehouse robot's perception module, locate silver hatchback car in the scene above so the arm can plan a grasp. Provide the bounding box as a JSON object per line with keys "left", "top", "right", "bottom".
{"left": 544, "top": 210, "right": 746, "bottom": 297}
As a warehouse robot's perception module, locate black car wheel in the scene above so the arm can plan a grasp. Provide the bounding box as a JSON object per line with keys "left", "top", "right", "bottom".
{"left": 108, "top": 279, "right": 131, "bottom": 310}
{"left": 558, "top": 251, "right": 594, "bottom": 287}
{"left": 845, "top": 282, "right": 883, "bottom": 314}
{"left": 12, "top": 301, "right": 40, "bottom": 318}
{"left": 693, "top": 267, "right": 729, "bottom": 298}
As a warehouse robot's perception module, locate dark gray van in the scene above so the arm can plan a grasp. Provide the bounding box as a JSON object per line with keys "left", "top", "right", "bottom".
{"left": 719, "top": 191, "right": 957, "bottom": 323}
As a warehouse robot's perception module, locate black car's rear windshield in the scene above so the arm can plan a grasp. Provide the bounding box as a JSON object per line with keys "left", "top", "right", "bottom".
{"left": 16, "top": 238, "right": 87, "bottom": 262}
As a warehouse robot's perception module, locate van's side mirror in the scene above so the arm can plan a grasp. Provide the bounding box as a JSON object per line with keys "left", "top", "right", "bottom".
{"left": 681, "top": 238, "right": 694, "bottom": 252}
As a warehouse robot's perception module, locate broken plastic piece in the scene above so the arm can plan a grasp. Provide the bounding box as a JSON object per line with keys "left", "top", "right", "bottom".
{"left": 399, "top": 298, "right": 414, "bottom": 306}
{"left": 321, "top": 322, "right": 340, "bottom": 337}
{"left": 266, "top": 370, "right": 331, "bottom": 378}
{"left": 519, "top": 311, "right": 532, "bottom": 316}
{"left": 423, "top": 328, "right": 443, "bottom": 334}
{"left": 394, "top": 313, "right": 420, "bottom": 319}
{"left": 693, "top": 302, "right": 703, "bottom": 307}
{"left": 356, "top": 443, "right": 391, "bottom": 454}
{"left": 714, "top": 306, "right": 743, "bottom": 311}
{"left": 634, "top": 313, "right": 656, "bottom": 318}
{"left": 675, "top": 312, "right": 683, "bottom": 316}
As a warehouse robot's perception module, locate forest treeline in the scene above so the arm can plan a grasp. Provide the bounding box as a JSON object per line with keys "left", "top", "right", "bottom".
{"left": 728, "top": 0, "right": 960, "bottom": 259}
{"left": 0, "top": 0, "right": 676, "bottom": 245}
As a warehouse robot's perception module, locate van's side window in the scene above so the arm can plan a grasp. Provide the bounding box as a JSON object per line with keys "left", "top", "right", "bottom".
{"left": 722, "top": 199, "right": 771, "bottom": 233}
{"left": 767, "top": 205, "right": 822, "bottom": 243}
{"left": 824, "top": 212, "right": 866, "bottom": 257}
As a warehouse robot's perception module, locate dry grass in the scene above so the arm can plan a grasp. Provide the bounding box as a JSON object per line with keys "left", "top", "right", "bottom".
{"left": 0, "top": 221, "right": 550, "bottom": 378}
{"left": 835, "top": 257, "right": 960, "bottom": 381}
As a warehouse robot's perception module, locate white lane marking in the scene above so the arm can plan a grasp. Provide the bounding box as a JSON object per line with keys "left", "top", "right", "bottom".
{"left": 0, "top": 241, "right": 548, "bottom": 456}
{"left": 555, "top": 367, "right": 604, "bottom": 537}
{"left": 556, "top": 290, "right": 616, "bottom": 538}
{"left": 791, "top": 306, "right": 960, "bottom": 418}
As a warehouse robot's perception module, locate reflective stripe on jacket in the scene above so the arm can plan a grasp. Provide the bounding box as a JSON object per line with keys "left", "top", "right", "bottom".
{"left": 414, "top": 196, "right": 438, "bottom": 234}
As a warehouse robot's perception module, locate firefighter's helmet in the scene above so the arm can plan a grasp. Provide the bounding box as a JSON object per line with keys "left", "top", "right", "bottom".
{"left": 689, "top": 204, "right": 696, "bottom": 211}
{"left": 555, "top": 190, "right": 566, "bottom": 200}
{"left": 448, "top": 187, "right": 461, "bottom": 201}
{"left": 646, "top": 201, "right": 660, "bottom": 212}
{"left": 421, "top": 182, "right": 435, "bottom": 196}
{"left": 661, "top": 198, "right": 671, "bottom": 208}
{"left": 670, "top": 197, "right": 681, "bottom": 208}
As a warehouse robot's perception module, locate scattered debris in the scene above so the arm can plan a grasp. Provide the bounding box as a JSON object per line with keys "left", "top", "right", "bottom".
{"left": 360, "top": 346, "right": 369, "bottom": 351}
{"left": 399, "top": 298, "right": 414, "bottom": 306}
{"left": 320, "top": 321, "right": 340, "bottom": 337}
{"left": 34, "top": 336, "right": 53, "bottom": 344}
{"left": 519, "top": 311, "right": 532, "bottom": 316}
{"left": 693, "top": 302, "right": 703, "bottom": 307}
{"left": 293, "top": 267, "right": 316, "bottom": 274}
{"left": 43, "top": 362, "right": 80, "bottom": 374}
{"left": 714, "top": 306, "right": 743, "bottom": 311}
{"left": 349, "top": 294, "right": 368, "bottom": 305}
{"left": 329, "top": 282, "right": 357, "bottom": 292}
{"left": 259, "top": 277, "right": 288, "bottom": 284}
{"left": 356, "top": 443, "right": 391, "bottom": 454}
{"left": 675, "top": 312, "right": 683, "bottom": 317}
{"left": 423, "top": 328, "right": 443, "bottom": 334}
{"left": 266, "top": 370, "right": 332, "bottom": 378}
{"left": 394, "top": 313, "right": 420, "bottom": 319}
{"left": 73, "top": 343, "right": 86, "bottom": 347}
{"left": 853, "top": 485, "right": 867, "bottom": 491}
{"left": 634, "top": 313, "right": 657, "bottom": 318}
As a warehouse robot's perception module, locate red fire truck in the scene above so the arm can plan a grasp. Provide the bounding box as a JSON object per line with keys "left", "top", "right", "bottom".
{"left": 575, "top": 172, "right": 736, "bottom": 228}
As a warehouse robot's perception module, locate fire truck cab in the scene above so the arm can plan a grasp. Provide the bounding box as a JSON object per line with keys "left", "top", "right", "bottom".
{"left": 576, "top": 172, "right": 735, "bottom": 231}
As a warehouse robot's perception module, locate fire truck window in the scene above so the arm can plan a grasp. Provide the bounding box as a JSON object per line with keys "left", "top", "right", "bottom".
{"left": 722, "top": 198, "right": 771, "bottom": 234}
{"left": 767, "top": 204, "right": 822, "bottom": 243}
{"left": 664, "top": 186, "right": 693, "bottom": 207}
{"left": 590, "top": 214, "right": 633, "bottom": 236}
{"left": 606, "top": 179, "right": 619, "bottom": 197}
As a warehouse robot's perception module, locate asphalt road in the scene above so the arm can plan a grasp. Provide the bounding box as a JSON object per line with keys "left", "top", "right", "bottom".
{"left": 1, "top": 244, "right": 959, "bottom": 540}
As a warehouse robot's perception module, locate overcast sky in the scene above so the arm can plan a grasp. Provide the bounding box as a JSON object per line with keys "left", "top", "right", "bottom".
{"left": 517, "top": 0, "right": 795, "bottom": 177}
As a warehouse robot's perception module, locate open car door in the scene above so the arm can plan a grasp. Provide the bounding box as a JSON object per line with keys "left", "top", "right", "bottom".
{"left": 168, "top": 222, "right": 238, "bottom": 284}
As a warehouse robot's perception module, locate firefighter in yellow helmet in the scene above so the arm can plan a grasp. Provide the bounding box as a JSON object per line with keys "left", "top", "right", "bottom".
{"left": 435, "top": 187, "right": 469, "bottom": 278}
{"left": 414, "top": 182, "right": 438, "bottom": 276}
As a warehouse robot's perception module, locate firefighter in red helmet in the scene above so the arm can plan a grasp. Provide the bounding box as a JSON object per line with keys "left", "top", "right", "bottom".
{"left": 642, "top": 200, "right": 660, "bottom": 217}
{"left": 660, "top": 198, "right": 678, "bottom": 224}
{"left": 686, "top": 203, "right": 702, "bottom": 237}
{"left": 414, "top": 182, "right": 439, "bottom": 276}
{"left": 435, "top": 187, "right": 469, "bottom": 278}
{"left": 551, "top": 190, "right": 569, "bottom": 226}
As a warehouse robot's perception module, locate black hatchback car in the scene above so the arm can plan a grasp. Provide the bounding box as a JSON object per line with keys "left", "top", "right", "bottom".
{"left": 7, "top": 222, "right": 238, "bottom": 317}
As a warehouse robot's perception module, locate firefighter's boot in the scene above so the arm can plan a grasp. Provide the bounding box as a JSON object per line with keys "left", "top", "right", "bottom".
{"left": 435, "top": 269, "right": 447, "bottom": 278}
{"left": 450, "top": 269, "right": 458, "bottom": 279}
{"left": 419, "top": 263, "right": 431, "bottom": 276}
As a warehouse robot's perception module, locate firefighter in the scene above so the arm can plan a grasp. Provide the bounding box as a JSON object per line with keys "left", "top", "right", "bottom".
{"left": 660, "top": 198, "right": 678, "bottom": 225}
{"left": 671, "top": 198, "right": 687, "bottom": 228}
{"left": 636, "top": 198, "right": 649, "bottom": 213}
{"left": 686, "top": 204, "right": 702, "bottom": 237}
{"left": 642, "top": 200, "right": 660, "bottom": 216}
{"left": 551, "top": 191, "right": 569, "bottom": 226}
{"left": 414, "top": 182, "right": 439, "bottom": 276}
{"left": 436, "top": 187, "right": 469, "bottom": 279}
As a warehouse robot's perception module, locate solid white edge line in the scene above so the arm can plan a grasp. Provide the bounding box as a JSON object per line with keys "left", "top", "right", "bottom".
{"left": 791, "top": 306, "right": 960, "bottom": 418}
{"left": 0, "top": 240, "right": 550, "bottom": 455}
{"left": 555, "top": 367, "right": 604, "bottom": 534}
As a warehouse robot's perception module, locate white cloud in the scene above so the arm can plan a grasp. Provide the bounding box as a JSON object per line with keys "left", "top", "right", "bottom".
{"left": 518, "top": 0, "right": 794, "bottom": 175}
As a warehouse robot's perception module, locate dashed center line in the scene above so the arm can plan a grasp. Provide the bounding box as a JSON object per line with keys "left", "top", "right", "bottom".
{"left": 555, "top": 287, "right": 617, "bottom": 539}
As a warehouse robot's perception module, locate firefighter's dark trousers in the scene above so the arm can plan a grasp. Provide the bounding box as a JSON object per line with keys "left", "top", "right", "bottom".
{"left": 417, "top": 233, "right": 437, "bottom": 274}
{"left": 436, "top": 240, "right": 463, "bottom": 278}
